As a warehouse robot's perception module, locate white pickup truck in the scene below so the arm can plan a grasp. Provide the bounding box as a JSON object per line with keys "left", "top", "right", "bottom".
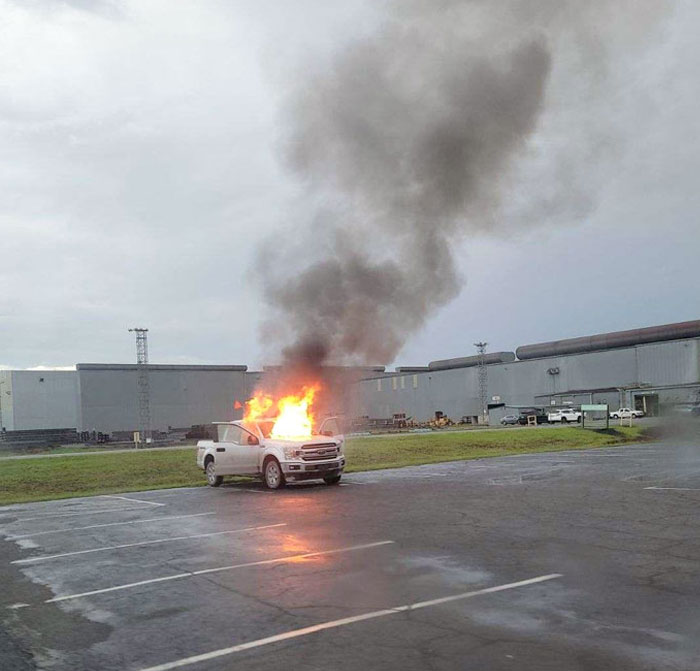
{"left": 196, "top": 417, "right": 345, "bottom": 490}
{"left": 609, "top": 407, "right": 644, "bottom": 419}
{"left": 547, "top": 409, "right": 582, "bottom": 423}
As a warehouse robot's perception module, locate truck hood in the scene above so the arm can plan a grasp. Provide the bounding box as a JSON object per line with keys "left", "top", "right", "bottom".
{"left": 263, "top": 434, "right": 340, "bottom": 447}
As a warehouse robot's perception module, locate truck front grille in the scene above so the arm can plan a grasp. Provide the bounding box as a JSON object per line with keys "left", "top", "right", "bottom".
{"left": 301, "top": 442, "right": 339, "bottom": 461}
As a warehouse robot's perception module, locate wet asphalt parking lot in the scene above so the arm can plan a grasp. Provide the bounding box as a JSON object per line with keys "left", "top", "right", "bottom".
{"left": 1, "top": 440, "right": 699, "bottom": 671}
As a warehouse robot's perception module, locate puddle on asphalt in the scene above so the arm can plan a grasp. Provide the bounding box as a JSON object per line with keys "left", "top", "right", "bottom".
{"left": 398, "top": 555, "right": 491, "bottom": 587}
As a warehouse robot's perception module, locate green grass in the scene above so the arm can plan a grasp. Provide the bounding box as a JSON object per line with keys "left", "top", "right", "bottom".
{"left": 0, "top": 450, "right": 205, "bottom": 505}
{"left": 343, "top": 426, "right": 645, "bottom": 471}
{"left": 3, "top": 442, "right": 195, "bottom": 456}
{"left": 0, "top": 426, "right": 646, "bottom": 505}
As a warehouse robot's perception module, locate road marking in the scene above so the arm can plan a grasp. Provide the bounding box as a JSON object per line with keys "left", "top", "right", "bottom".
{"left": 46, "top": 573, "right": 194, "bottom": 603}
{"left": 100, "top": 495, "right": 166, "bottom": 506}
{"left": 8, "top": 506, "right": 166, "bottom": 523}
{"left": 8, "top": 512, "right": 217, "bottom": 539}
{"left": 31, "top": 540, "right": 395, "bottom": 605}
{"left": 137, "top": 573, "right": 562, "bottom": 671}
{"left": 645, "top": 486, "right": 700, "bottom": 492}
{"left": 191, "top": 540, "right": 394, "bottom": 577}
{"left": 136, "top": 488, "right": 205, "bottom": 498}
{"left": 12, "top": 523, "right": 287, "bottom": 564}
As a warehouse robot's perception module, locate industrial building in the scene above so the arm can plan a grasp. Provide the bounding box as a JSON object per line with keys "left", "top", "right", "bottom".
{"left": 0, "top": 369, "right": 79, "bottom": 433}
{"left": 77, "top": 364, "right": 249, "bottom": 435}
{"left": 0, "top": 362, "right": 387, "bottom": 442}
{"left": 354, "top": 320, "right": 700, "bottom": 424}
{"left": 0, "top": 319, "right": 698, "bottom": 444}
{"left": 0, "top": 365, "right": 250, "bottom": 441}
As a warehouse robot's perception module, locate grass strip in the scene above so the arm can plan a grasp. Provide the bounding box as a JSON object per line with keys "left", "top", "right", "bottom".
{"left": 0, "top": 426, "right": 645, "bottom": 505}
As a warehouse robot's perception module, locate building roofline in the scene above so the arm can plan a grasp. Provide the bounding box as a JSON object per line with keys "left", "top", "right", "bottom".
{"left": 76, "top": 363, "right": 248, "bottom": 372}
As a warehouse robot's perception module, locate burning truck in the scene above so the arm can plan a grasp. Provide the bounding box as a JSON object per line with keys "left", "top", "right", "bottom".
{"left": 196, "top": 385, "right": 345, "bottom": 490}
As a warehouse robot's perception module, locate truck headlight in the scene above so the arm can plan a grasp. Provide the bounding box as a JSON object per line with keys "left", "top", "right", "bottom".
{"left": 283, "top": 446, "right": 299, "bottom": 460}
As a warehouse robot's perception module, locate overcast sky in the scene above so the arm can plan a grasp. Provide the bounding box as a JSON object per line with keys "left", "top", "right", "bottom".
{"left": 1, "top": 0, "right": 698, "bottom": 371}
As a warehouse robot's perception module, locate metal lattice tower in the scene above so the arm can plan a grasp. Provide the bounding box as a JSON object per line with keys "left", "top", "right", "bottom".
{"left": 128, "top": 328, "right": 151, "bottom": 445}
{"left": 474, "top": 341, "right": 489, "bottom": 425}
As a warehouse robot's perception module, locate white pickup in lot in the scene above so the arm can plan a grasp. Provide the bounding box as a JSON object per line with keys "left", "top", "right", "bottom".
{"left": 196, "top": 417, "right": 345, "bottom": 490}
{"left": 547, "top": 409, "right": 582, "bottom": 423}
{"left": 609, "top": 408, "right": 644, "bottom": 419}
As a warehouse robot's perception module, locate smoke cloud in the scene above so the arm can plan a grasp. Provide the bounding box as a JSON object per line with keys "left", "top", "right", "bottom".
{"left": 258, "top": 0, "right": 669, "bottom": 367}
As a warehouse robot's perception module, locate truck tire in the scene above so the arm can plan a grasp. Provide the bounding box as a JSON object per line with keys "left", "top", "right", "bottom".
{"left": 561, "top": 417, "right": 568, "bottom": 423}
{"left": 205, "top": 458, "right": 223, "bottom": 487}
{"left": 263, "top": 457, "right": 285, "bottom": 490}
{"left": 324, "top": 474, "right": 342, "bottom": 485}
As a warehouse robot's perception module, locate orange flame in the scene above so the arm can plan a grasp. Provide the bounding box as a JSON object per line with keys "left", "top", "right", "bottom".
{"left": 244, "top": 384, "right": 320, "bottom": 439}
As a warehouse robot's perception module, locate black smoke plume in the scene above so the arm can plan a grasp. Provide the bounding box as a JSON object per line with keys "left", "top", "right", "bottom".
{"left": 258, "top": 0, "right": 669, "bottom": 368}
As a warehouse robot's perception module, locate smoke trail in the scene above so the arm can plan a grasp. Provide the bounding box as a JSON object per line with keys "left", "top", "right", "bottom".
{"left": 258, "top": 0, "right": 669, "bottom": 367}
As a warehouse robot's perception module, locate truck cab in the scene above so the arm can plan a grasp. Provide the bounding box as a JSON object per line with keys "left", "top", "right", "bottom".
{"left": 196, "top": 417, "right": 345, "bottom": 489}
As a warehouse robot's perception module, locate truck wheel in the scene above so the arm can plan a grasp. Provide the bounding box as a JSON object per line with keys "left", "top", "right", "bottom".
{"left": 205, "top": 459, "right": 223, "bottom": 487}
{"left": 263, "top": 457, "right": 285, "bottom": 490}
{"left": 324, "top": 475, "right": 342, "bottom": 485}
{"left": 561, "top": 417, "right": 568, "bottom": 423}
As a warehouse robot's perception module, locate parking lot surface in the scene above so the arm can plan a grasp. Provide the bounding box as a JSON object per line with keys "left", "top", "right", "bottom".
{"left": 1, "top": 440, "right": 699, "bottom": 670}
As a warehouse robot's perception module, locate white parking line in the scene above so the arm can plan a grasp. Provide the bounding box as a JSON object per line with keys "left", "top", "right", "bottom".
{"left": 7, "top": 512, "right": 217, "bottom": 539}
{"left": 8, "top": 506, "right": 166, "bottom": 523}
{"left": 191, "top": 540, "right": 394, "bottom": 577}
{"left": 12, "top": 523, "right": 287, "bottom": 564}
{"left": 100, "top": 495, "right": 166, "bottom": 507}
{"left": 137, "top": 573, "right": 562, "bottom": 671}
{"left": 645, "top": 486, "right": 700, "bottom": 492}
{"left": 17, "top": 540, "right": 394, "bottom": 606}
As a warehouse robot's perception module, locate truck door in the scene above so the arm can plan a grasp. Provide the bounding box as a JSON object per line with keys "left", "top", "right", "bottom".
{"left": 234, "top": 427, "right": 261, "bottom": 474}
{"left": 213, "top": 425, "right": 240, "bottom": 475}
{"left": 218, "top": 425, "right": 259, "bottom": 475}
{"left": 319, "top": 417, "right": 344, "bottom": 440}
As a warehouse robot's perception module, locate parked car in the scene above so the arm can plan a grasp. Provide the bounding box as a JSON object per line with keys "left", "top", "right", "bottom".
{"left": 548, "top": 409, "right": 582, "bottom": 424}
{"left": 500, "top": 414, "right": 519, "bottom": 425}
{"left": 609, "top": 407, "right": 644, "bottom": 419}
{"left": 517, "top": 409, "right": 549, "bottom": 425}
{"left": 196, "top": 417, "right": 345, "bottom": 490}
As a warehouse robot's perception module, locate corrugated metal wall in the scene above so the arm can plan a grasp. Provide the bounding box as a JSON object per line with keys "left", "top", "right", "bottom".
{"left": 356, "top": 338, "right": 700, "bottom": 422}
{"left": 77, "top": 365, "right": 248, "bottom": 433}
{"left": 0, "top": 370, "right": 13, "bottom": 431}
{"left": 7, "top": 371, "right": 79, "bottom": 431}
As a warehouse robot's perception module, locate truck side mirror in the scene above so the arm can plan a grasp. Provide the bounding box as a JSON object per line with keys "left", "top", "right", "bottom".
{"left": 247, "top": 435, "right": 259, "bottom": 446}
